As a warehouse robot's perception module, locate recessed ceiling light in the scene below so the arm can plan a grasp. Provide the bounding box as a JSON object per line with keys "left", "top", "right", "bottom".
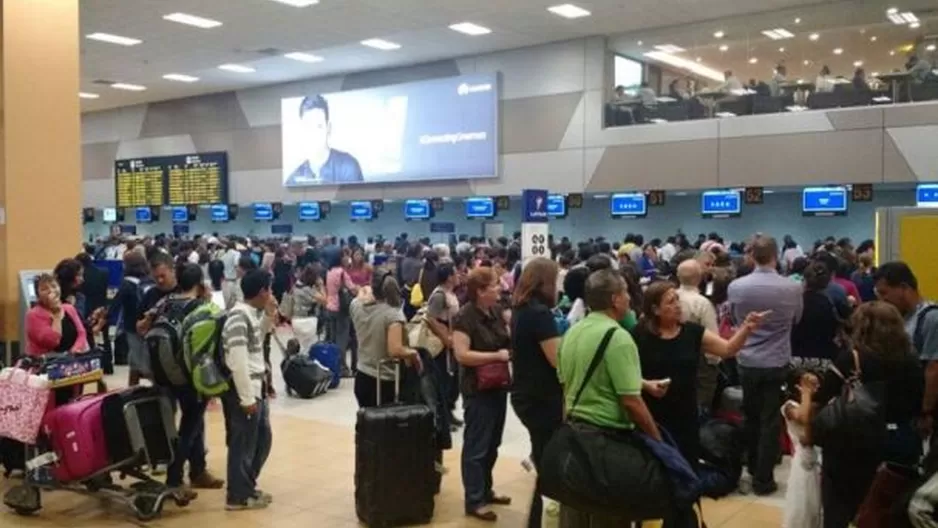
{"left": 762, "top": 28, "right": 795, "bottom": 40}
{"left": 110, "top": 83, "right": 146, "bottom": 91}
{"left": 890, "top": 50, "right": 896, "bottom": 56}
{"left": 268, "top": 0, "right": 319, "bottom": 6}
{"left": 162, "top": 73, "right": 200, "bottom": 83}
{"left": 162, "top": 12, "right": 222, "bottom": 29}
{"left": 719, "top": 44, "right": 729, "bottom": 52}
{"left": 803, "top": 59, "right": 811, "bottom": 65}
{"left": 749, "top": 57, "right": 758, "bottom": 64}
{"left": 795, "top": 17, "right": 802, "bottom": 24}
{"left": 696, "top": 57, "right": 702, "bottom": 62}
{"left": 654, "top": 44, "right": 685, "bottom": 53}
{"left": 79, "top": 92, "right": 100, "bottom": 99}
{"left": 889, "top": 11, "right": 919, "bottom": 24}
{"left": 779, "top": 47, "right": 786, "bottom": 52}
{"left": 449, "top": 22, "right": 492, "bottom": 36}
{"left": 547, "top": 4, "right": 591, "bottom": 19}
{"left": 85, "top": 32, "right": 142, "bottom": 46}
{"left": 887, "top": 7, "right": 898, "bottom": 15}
{"left": 833, "top": 48, "right": 844, "bottom": 55}
{"left": 284, "top": 52, "right": 324, "bottom": 63}
{"left": 714, "top": 31, "right": 725, "bottom": 39}
{"left": 361, "top": 38, "right": 401, "bottom": 50}
{"left": 872, "top": 72, "right": 880, "bottom": 77}
{"left": 218, "top": 63, "right": 255, "bottom": 73}
{"left": 853, "top": 60, "right": 863, "bottom": 67}
{"left": 910, "top": 22, "right": 921, "bottom": 29}
{"left": 870, "top": 36, "right": 878, "bottom": 42}
{"left": 809, "top": 33, "right": 820, "bottom": 41}
{"left": 928, "top": 44, "right": 937, "bottom": 52}
{"left": 637, "top": 40, "right": 643, "bottom": 46}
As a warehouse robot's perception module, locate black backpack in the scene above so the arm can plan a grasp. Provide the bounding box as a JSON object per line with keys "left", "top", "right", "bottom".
{"left": 145, "top": 297, "right": 201, "bottom": 387}
{"left": 698, "top": 419, "right": 744, "bottom": 499}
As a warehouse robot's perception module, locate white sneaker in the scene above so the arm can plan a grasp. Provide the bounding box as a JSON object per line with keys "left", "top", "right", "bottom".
{"left": 225, "top": 497, "right": 269, "bottom": 511}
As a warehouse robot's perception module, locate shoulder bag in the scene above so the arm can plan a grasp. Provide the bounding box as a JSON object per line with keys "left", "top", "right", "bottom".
{"left": 539, "top": 327, "right": 674, "bottom": 519}
{"left": 813, "top": 349, "right": 886, "bottom": 451}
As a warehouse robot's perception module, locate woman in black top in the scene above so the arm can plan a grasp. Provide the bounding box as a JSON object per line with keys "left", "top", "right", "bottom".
{"left": 791, "top": 262, "right": 844, "bottom": 369}
{"left": 813, "top": 301, "right": 924, "bottom": 528}
{"left": 509, "top": 258, "right": 561, "bottom": 528}
{"left": 453, "top": 267, "right": 512, "bottom": 523}
{"left": 632, "top": 281, "right": 763, "bottom": 466}
{"left": 110, "top": 252, "right": 153, "bottom": 387}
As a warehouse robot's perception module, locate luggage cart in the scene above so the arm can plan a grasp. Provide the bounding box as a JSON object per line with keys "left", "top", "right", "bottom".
{"left": 2, "top": 365, "right": 191, "bottom": 521}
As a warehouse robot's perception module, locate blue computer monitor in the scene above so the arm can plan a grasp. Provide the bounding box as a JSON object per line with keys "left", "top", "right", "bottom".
{"left": 404, "top": 199, "right": 431, "bottom": 220}
{"left": 610, "top": 193, "right": 647, "bottom": 217}
{"left": 917, "top": 184, "right": 938, "bottom": 208}
{"left": 802, "top": 186, "right": 848, "bottom": 216}
{"left": 171, "top": 206, "right": 188, "bottom": 224}
{"left": 465, "top": 197, "right": 495, "bottom": 218}
{"left": 349, "top": 201, "right": 374, "bottom": 221}
{"left": 210, "top": 204, "right": 229, "bottom": 222}
{"left": 253, "top": 202, "right": 274, "bottom": 221}
{"left": 135, "top": 207, "right": 152, "bottom": 223}
{"left": 298, "top": 201, "right": 321, "bottom": 221}
{"left": 701, "top": 190, "right": 741, "bottom": 218}
{"left": 547, "top": 195, "right": 566, "bottom": 217}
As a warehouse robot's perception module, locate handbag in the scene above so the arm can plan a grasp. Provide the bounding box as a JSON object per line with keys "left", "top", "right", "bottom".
{"left": 813, "top": 349, "right": 886, "bottom": 451}
{"left": 539, "top": 327, "right": 673, "bottom": 519}
{"left": 0, "top": 368, "right": 52, "bottom": 444}
{"left": 475, "top": 360, "right": 511, "bottom": 391}
{"left": 410, "top": 269, "right": 425, "bottom": 307}
{"left": 338, "top": 272, "right": 354, "bottom": 315}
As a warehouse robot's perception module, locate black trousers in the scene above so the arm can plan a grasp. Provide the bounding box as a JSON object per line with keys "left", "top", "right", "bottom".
{"left": 739, "top": 365, "right": 786, "bottom": 486}
{"left": 511, "top": 393, "right": 563, "bottom": 528}
{"left": 354, "top": 371, "right": 396, "bottom": 408}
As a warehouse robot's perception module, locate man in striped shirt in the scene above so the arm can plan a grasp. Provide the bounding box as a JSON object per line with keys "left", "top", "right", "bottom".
{"left": 222, "top": 269, "right": 277, "bottom": 511}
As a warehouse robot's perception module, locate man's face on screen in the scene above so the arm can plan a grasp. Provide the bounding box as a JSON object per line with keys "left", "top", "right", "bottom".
{"left": 300, "top": 108, "right": 330, "bottom": 157}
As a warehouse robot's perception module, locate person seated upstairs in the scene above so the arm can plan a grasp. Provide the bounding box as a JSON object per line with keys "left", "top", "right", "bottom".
{"left": 815, "top": 65, "right": 835, "bottom": 93}
{"left": 26, "top": 273, "right": 88, "bottom": 357}
{"left": 907, "top": 55, "right": 933, "bottom": 83}
{"left": 719, "top": 70, "right": 744, "bottom": 94}
{"left": 638, "top": 82, "right": 657, "bottom": 107}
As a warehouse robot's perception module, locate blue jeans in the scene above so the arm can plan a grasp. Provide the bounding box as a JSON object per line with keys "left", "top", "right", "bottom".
{"left": 461, "top": 390, "right": 507, "bottom": 512}
{"left": 166, "top": 385, "right": 208, "bottom": 488}
{"left": 222, "top": 390, "right": 272, "bottom": 504}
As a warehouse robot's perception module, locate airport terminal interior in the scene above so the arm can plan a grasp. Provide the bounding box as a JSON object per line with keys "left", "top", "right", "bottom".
{"left": 3, "top": 0, "right": 938, "bottom": 526}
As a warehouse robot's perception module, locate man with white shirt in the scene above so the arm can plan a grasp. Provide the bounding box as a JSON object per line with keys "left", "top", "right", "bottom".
{"left": 657, "top": 236, "right": 677, "bottom": 263}
{"left": 720, "top": 70, "right": 744, "bottom": 93}
{"left": 676, "top": 260, "right": 721, "bottom": 415}
{"left": 222, "top": 269, "right": 276, "bottom": 511}
{"left": 221, "top": 242, "right": 241, "bottom": 281}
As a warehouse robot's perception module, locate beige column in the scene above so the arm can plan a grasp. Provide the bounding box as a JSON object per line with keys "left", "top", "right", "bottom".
{"left": 0, "top": 0, "right": 82, "bottom": 360}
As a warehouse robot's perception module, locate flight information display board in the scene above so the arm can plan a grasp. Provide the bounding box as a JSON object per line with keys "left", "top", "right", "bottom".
{"left": 114, "top": 159, "right": 165, "bottom": 208}
{"left": 114, "top": 152, "right": 229, "bottom": 208}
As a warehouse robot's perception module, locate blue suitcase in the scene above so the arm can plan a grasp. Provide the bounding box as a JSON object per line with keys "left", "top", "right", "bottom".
{"left": 310, "top": 342, "right": 341, "bottom": 389}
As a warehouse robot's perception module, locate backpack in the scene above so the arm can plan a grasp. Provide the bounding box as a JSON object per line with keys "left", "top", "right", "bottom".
{"left": 914, "top": 304, "right": 938, "bottom": 357}
{"left": 813, "top": 349, "right": 886, "bottom": 452}
{"left": 698, "top": 419, "right": 745, "bottom": 499}
{"left": 145, "top": 297, "right": 201, "bottom": 387}
{"left": 182, "top": 303, "right": 229, "bottom": 397}
{"left": 115, "top": 277, "right": 153, "bottom": 331}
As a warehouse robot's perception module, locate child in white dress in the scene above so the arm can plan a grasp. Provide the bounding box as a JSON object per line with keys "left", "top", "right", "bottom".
{"left": 782, "top": 368, "right": 822, "bottom": 528}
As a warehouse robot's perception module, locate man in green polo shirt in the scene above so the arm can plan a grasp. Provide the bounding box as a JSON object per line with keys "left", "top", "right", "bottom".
{"left": 557, "top": 269, "right": 661, "bottom": 439}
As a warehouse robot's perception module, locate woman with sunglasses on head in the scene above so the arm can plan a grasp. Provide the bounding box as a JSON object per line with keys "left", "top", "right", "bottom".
{"left": 350, "top": 269, "right": 422, "bottom": 408}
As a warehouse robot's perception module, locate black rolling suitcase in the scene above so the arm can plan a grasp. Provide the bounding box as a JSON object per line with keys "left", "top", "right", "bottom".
{"left": 355, "top": 359, "right": 437, "bottom": 527}
{"left": 101, "top": 386, "right": 177, "bottom": 468}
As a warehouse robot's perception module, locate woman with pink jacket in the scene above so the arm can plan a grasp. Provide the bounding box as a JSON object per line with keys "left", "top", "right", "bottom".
{"left": 25, "top": 273, "right": 88, "bottom": 357}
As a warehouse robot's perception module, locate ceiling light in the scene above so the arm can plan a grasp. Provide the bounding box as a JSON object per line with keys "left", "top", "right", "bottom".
{"left": 779, "top": 47, "right": 786, "bottom": 52}
{"left": 833, "top": 48, "right": 844, "bottom": 55}
{"left": 719, "top": 44, "right": 729, "bottom": 52}
{"left": 762, "top": 28, "right": 795, "bottom": 40}
{"left": 361, "top": 38, "right": 401, "bottom": 50}
{"left": 928, "top": 44, "right": 937, "bottom": 52}
{"left": 872, "top": 72, "right": 881, "bottom": 77}
{"left": 547, "top": 4, "right": 591, "bottom": 18}
{"left": 887, "top": 7, "right": 898, "bottom": 15}
{"left": 749, "top": 57, "right": 759, "bottom": 64}
{"left": 449, "top": 22, "right": 492, "bottom": 36}
{"left": 79, "top": 92, "right": 100, "bottom": 99}
{"left": 910, "top": 22, "right": 921, "bottom": 29}
{"left": 696, "top": 57, "right": 702, "bottom": 62}
{"left": 714, "top": 31, "right": 725, "bottom": 39}
{"left": 890, "top": 50, "right": 896, "bottom": 56}
{"left": 110, "top": 83, "right": 146, "bottom": 91}
{"left": 809, "top": 33, "right": 820, "bottom": 41}
{"left": 901, "top": 12, "right": 919, "bottom": 23}
{"left": 803, "top": 59, "right": 811, "bottom": 65}
{"left": 889, "top": 11, "right": 918, "bottom": 24}
{"left": 268, "top": 0, "right": 320, "bottom": 6}
{"left": 795, "top": 17, "right": 802, "bottom": 24}
{"left": 218, "top": 63, "right": 255, "bottom": 73}
{"left": 637, "top": 40, "right": 643, "bottom": 46}
{"left": 162, "top": 12, "right": 223, "bottom": 29}
{"left": 853, "top": 60, "right": 863, "bottom": 67}
{"left": 85, "top": 32, "right": 142, "bottom": 46}
{"left": 643, "top": 51, "right": 724, "bottom": 82}
{"left": 654, "top": 44, "right": 686, "bottom": 53}
{"left": 162, "top": 73, "right": 199, "bottom": 83}
{"left": 284, "top": 52, "right": 324, "bottom": 63}
{"left": 870, "top": 36, "right": 878, "bottom": 42}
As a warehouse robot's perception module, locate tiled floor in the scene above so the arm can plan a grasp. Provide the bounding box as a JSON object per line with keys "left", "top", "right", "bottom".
{"left": 1, "top": 334, "right": 786, "bottom": 527}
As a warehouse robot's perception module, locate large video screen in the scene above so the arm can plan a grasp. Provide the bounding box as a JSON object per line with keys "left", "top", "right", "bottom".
{"left": 281, "top": 73, "right": 498, "bottom": 187}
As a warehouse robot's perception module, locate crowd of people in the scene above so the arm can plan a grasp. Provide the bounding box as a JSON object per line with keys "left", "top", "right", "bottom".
{"left": 22, "top": 227, "right": 938, "bottom": 526}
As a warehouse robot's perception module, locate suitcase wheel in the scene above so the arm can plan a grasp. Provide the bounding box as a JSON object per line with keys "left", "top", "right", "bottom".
{"left": 132, "top": 493, "right": 164, "bottom": 521}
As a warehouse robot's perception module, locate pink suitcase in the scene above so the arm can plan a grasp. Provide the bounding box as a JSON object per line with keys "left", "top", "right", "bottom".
{"left": 42, "top": 393, "right": 110, "bottom": 482}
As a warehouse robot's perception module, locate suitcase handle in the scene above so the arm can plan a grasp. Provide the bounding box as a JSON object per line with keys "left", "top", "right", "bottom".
{"left": 375, "top": 358, "right": 401, "bottom": 406}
